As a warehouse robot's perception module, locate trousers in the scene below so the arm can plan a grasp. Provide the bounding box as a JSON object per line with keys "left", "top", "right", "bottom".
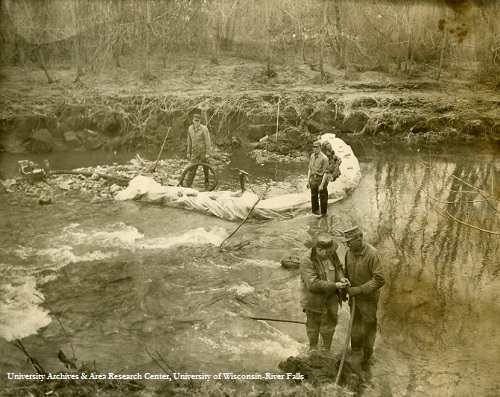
{"left": 309, "top": 176, "right": 328, "bottom": 215}
{"left": 185, "top": 152, "right": 210, "bottom": 187}
{"left": 350, "top": 308, "right": 378, "bottom": 360}
{"left": 304, "top": 296, "right": 339, "bottom": 350}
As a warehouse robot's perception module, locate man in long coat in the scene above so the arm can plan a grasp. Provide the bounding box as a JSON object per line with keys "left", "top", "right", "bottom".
{"left": 299, "top": 233, "right": 349, "bottom": 351}
{"left": 343, "top": 226, "right": 385, "bottom": 370}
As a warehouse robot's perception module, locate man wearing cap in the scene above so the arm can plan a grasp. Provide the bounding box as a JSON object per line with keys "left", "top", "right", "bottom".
{"left": 299, "top": 233, "right": 350, "bottom": 351}
{"left": 321, "top": 140, "right": 342, "bottom": 182}
{"left": 342, "top": 226, "right": 385, "bottom": 369}
{"left": 307, "top": 140, "right": 330, "bottom": 217}
{"left": 186, "top": 113, "right": 212, "bottom": 190}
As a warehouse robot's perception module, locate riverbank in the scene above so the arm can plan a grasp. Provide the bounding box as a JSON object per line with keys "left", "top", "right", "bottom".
{"left": 1, "top": 56, "right": 499, "bottom": 158}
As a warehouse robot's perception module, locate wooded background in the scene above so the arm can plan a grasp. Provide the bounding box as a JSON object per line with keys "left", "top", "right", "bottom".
{"left": 0, "top": 0, "right": 499, "bottom": 84}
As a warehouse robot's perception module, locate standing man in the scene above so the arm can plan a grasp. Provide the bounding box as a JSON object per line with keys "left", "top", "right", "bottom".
{"left": 186, "top": 113, "right": 212, "bottom": 190}
{"left": 299, "top": 233, "right": 350, "bottom": 351}
{"left": 307, "top": 140, "right": 329, "bottom": 217}
{"left": 343, "top": 226, "right": 385, "bottom": 370}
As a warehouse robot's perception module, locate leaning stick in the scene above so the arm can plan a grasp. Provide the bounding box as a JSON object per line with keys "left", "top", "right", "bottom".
{"left": 335, "top": 297, "right": 356, "bottom": 386}
{"left": 242, "top": 315, "right": 305, "bottom": 325}
{"left": 218, "top": 196, "right": 261, "bottom": 251}
{"left": 151, "top": 127, "right": 171, "bottom": 172}
{"left": 218, "top": 173, "right": 260, "bottom": 251}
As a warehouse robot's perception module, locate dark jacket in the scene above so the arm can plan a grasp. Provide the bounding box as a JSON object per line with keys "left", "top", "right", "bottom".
{"left": 345, "top": 242, "right": 385, "bottom": 302}
{"left": 299, "top": 247, "right": 345, "bottom": 313}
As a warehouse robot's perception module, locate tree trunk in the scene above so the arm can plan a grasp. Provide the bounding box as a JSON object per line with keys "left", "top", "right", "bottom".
{"left": 264, "top": 0, "right": 273, "bottom": 76}
{"left": 73, "top": 33, "right": 84, "bottom": 83}
{"left": 437, "top": 30, "right": 448, "bottom": 80}
{"left": 333, "top": 0, "right": 345, "bottom": 69}
{"left": 222, "top": 0, "right": 239, "bottom": 51}
{"left": 37, "top": 46, "right": 53, "bottom": 84}
{"left": 142, "top": 1, "right": 152, "bottom": 81}
{"left": 319, "top": 1, "right": 327, "bottom": 82}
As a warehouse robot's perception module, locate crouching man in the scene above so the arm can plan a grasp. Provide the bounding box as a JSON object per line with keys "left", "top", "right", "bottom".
{"left": 299, "top": 233, "right": 349, "bottom": 351}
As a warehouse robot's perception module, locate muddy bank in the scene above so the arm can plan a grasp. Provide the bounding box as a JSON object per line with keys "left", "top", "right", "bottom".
{"left": 1, "top": 90, "right": 499, "bottom": 155}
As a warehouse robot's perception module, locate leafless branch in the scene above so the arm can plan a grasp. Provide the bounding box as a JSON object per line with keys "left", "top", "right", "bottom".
{"left": 434, "top": 207, "right": 500, "bottom": 235}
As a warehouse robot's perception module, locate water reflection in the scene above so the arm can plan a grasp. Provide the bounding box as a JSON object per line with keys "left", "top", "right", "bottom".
{"left": 0, "top": 143, "right": 499, "bottom": 396}
{"left": 337, "top": 154, "right": 500, "bottom": 395}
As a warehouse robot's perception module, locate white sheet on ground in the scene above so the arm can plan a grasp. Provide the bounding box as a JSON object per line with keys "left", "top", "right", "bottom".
{"left": 115, "top": 134, "right": 361, "bottom": 221}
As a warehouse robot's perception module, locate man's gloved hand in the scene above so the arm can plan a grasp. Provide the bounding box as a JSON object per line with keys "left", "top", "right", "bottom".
{"left": 340, "top": 278, "right": 351, "bottom": 287}
{"left": 346, "top": 286, "right": 362, "bottom": 296}
{"left": 335, "top": 281, "right": 348, "bottom": 289}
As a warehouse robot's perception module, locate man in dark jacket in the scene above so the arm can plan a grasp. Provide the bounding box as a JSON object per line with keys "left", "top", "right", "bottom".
{"left": 343, "top": 226, "right": 385, "bottom": 369}
{"left": 299, "top": 233, "right": 350, "bottom": 351}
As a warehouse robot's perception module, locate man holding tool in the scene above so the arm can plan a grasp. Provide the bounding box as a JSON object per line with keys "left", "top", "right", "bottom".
{"left": 299, "top": 233, "right": 350, "bottom": 352}
{"left": 343, "top": 226, "right": 385, "bottom": 371}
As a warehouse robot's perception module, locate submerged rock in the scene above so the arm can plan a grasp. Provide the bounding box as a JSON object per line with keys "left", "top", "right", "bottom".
{"left": 278, "top": 350, "right": 365, "bottom": 391}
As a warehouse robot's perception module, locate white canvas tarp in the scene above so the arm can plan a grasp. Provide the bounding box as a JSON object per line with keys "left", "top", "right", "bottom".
{"left": 115, "top": 134, "right": 361, "bottom": 221}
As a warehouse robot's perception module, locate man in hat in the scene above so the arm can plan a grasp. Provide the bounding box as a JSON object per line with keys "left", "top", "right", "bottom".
{"left": 307, "top": 140, "right": 329, "bottom": 217}
{"left": 299, "top": 233, "right": 350, "bottom": 351}
{"left": 186, "top": 113, "right": 212, "bottom": 190}
{"left": 342, "top": 226, "right": 385, "bottom": 370}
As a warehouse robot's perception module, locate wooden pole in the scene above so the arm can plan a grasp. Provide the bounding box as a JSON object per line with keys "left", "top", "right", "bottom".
{"left": 275, "top": 97, "right": 280, "bottom": 142}
{"left": 151, "top": 127, "right": 171, "bottom": 172}
{"left": 242, "top": 316, "right": 305, "bottom": 325}
{"left": 335, "top": 297, "right": 355, "bottom": 386}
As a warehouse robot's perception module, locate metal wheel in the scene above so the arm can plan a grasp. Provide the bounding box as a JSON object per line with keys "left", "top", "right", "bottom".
{"left": 178, "top": 162, "right": 218, "bottom": 191}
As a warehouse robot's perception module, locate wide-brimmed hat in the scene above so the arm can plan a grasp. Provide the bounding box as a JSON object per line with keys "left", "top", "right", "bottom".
{"left": 192, "top": 113, "right": 201, "bottom": 121}
{"left": 316, "top": 233, "right": 338, "bottom": 250}
{"left": 340, "top": 226, "right": 363, "bottom": 242}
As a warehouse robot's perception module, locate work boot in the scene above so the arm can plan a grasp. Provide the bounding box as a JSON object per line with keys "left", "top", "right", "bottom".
{"left": 307, "top": 331, "right": 319, "bottom": 351}
{"left": 320, "top": 334, "right": 333, "bottom": 351}
{"left": 363, "top": 347, "right": 373, "bottom": 362}
{"left": 361, "top": 358, "right": 372, "bottom": 372}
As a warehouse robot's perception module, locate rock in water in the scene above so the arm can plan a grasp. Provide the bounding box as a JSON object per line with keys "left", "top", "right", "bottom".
{"left": 39, "top": 191, "right": 52, "bottom": 205}
{"left": 281, "top": 253, "right": 301, "bottom": 269}
{"left": 278, "top": 351, "right": 364, "bottom": 391}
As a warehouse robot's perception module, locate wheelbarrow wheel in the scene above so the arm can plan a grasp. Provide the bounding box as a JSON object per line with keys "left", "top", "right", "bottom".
{"left": 178, "top": 162, "right": 218, "bottom": 191}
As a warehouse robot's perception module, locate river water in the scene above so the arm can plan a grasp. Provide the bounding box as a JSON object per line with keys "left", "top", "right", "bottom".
{"left": 0, "top": 142, "right": 499, "bottom": 396}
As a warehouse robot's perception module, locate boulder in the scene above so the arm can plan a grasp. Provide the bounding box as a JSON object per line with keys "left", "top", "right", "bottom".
{"left": 247, "top": 124, "right": 275, "bottom": 141}
{"left": 26, "top": 129, "right": 54, "bottom": 152}
{"left": 38, "top": 192, "right": 52, "bottom": 205}
{"left": 63, "top": 131, "right": 81, "bottom": 149}
{"left": 104, "top": 136, "right": 122, "bottom": 151}
{"left": 342, "top": 112, "right": 369, "bottom": 133}
{"left": 77, "top": 129, "right": 106, "bottom": 150}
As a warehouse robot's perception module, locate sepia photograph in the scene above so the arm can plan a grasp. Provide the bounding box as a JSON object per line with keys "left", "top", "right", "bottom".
{"left": 0, "top": 0, "right": 499, "bottom": 396}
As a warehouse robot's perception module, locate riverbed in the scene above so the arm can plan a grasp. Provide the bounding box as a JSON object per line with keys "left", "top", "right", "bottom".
{"left": 1, "top": 141, "right": 499, "bottom": 396}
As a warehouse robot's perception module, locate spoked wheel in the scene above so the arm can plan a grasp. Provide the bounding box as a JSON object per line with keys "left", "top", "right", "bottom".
{"left": 178, "top": 162, "right": 218, "bottom": 191}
